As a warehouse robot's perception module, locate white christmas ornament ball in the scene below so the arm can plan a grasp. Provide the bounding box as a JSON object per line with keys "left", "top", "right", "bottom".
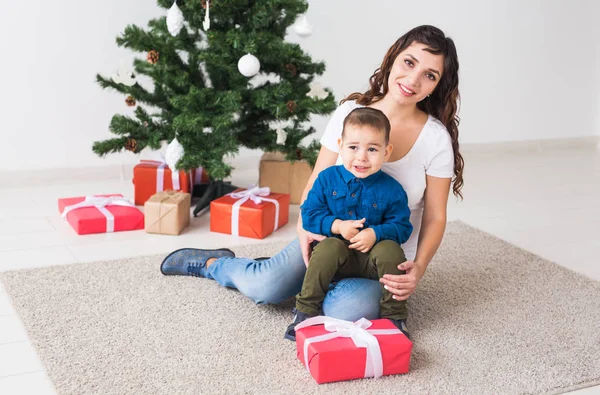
{"left": 238, "top": 54, "right": 260, "bottom": 77}
{"left": 167, "top": 1, "right": 185, "bottom": 36}
{"left": 294, "top": 15, "right": 313, "bottom": 37}
{"left": 165, "top": 137, "right": 185, "bottom": 170}
{"left": 111, "top": 63, "right": 137, "bottom": 87}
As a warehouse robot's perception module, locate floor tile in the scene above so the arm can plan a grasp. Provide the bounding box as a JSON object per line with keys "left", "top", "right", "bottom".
{"left": 0, "top": 371, "right": 55, "bottom": 395}
{"left": 0, "top": 284, "right": 16, "bottom": 316}
{"left": 0, "top": 246, "right": 77, "bottom": 272}
{"left": 566, "top": 386, "right": 600, "bottom": 395}
{"left": 0, "top": 218, "right": 54, "bottom": 236}
{"left": 0, "top": 342, "right": 44, "bottom": 377}
{"left": 27, "top": 181, "right": 134, "bottom": 205}
{"left": 0, "top": 231, "right": 71, "bottom": 253}
{"left": 0, "top": 316, "right": 29, "bottom": 345}
{"left": 66, "top": 218, "right": 299, "bottom": 263}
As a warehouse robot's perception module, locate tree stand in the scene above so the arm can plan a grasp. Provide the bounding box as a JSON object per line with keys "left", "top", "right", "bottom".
{"left": 193, "top": 179, "right": 238, "bottom": 217}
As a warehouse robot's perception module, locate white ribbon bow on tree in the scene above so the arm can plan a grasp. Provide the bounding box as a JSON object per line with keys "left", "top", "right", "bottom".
{"left": 228, "top": 186, "right": 280, "bottom": 237}
{"left": 294, "top": 316, "right": 401, "bottom": 379}
{"left": 61, "top": 196, "right": 135, "bottom": 233}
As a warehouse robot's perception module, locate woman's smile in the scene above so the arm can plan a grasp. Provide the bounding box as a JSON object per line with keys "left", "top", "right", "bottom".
{"left": 398, "top": 83, "right": 416, "bottom": 96}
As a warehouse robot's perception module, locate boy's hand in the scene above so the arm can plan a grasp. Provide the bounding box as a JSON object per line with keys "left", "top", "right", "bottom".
{"left": 349, "top": 228, "right": 376, "bottom": 253}
{"left": 332, "top": 218, "right": 365, "bottom": 241}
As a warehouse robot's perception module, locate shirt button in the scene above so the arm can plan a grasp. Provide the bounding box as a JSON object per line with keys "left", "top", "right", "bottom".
{"left": 372, "top": 203, "right": 377, "bottom": 208}
{"left": 332, "top": 191, "right": 337, "bottom": 196}
{"left": 351, "top": 193, "right": 356, "bottom": 198}
{"left": 348, "top": 211, "right": 353, "bottom": 215}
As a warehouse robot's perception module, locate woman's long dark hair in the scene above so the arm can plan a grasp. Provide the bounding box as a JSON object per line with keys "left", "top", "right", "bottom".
{"left": 343, "top": 25, "right": 464, "bottom": 199}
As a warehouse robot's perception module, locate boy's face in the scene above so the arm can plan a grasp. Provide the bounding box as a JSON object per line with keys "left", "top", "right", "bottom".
{"left": 338, "top": 124, "right": 393, "bottom": 179}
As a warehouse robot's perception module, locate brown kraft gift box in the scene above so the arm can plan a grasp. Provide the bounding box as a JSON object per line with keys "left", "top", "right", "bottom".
{"left": 258, "top": 152, "right": 312, "bottom": 205}
{"left": 144, "top": 191, "right": 191, "bottom": 235}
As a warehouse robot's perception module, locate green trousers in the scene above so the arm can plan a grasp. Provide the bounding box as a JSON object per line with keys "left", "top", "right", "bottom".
{"left": 296, "top": 237, "right": 407, "bottom": 320}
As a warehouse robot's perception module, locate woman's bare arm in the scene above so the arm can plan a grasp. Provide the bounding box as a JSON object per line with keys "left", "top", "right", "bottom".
{"left": 412, "top": 175, "right": 451, "bottom": 275}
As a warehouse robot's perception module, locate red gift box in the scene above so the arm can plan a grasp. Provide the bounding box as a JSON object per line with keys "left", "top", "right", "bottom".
{"left": 193, "top": 166, "right": 210, "bottom": 185}
{"left": 133, "top": 160, "right": 209, "bottom": 205}
{"left": 58, "top": 194, "right": 144, "bottom": 235}
{"left": 295, "top": 316, "right": 412, "bottom": 384}
{"left": 210, "top": 187, "right": 289, "bottom": 239}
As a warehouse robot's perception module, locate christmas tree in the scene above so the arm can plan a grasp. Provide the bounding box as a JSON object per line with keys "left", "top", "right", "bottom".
{"left": 93, "top": 0, "right": 336, "bottom": 213}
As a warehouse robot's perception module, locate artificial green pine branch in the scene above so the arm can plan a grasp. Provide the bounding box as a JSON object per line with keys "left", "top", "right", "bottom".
{"left": 93, "top": 0, "right": 335, "bottom": 180}
{"left": 92, "top": 137, "right": 131, "bottom": 156}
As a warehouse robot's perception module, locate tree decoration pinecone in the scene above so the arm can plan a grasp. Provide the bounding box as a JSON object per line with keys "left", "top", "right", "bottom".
{"left": 125, "top": 95, "right": 136, "bottom": 107}
{"left": 295, "top": 148, "right": 303, "bottom": 160}
{"left": 147, "top": 50, "right": 160, "bottom": 64}
{"left": 286, "top": 100, "right": 297, "bottom": 113}
{"left": 285, "top": 64, "right": 297, "bottom": 76}
{"left": 125, "top": 138, "right": 138, "bottom": 152}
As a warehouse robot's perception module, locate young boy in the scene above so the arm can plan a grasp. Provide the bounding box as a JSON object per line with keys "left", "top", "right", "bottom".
{"left": 285, "top": 107, "right": 413, "bottom": 340}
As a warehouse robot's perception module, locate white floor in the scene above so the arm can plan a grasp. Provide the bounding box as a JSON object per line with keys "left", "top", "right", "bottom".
{"left": 1, "top": 146, "right": 599, "bottom": 395}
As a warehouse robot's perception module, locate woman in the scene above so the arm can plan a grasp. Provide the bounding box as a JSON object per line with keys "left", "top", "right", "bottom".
{"left": 160, "top": 25, "right": 464, "bottom": 333}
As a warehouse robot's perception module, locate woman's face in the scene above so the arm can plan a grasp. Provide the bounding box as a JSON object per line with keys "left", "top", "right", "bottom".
{"left": 386, "top": 42, "right": 445, "bottom": 104}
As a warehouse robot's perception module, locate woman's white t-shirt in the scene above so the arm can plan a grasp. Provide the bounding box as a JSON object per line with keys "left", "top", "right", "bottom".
{"left": 319, "top": 100, "right": 454, "bottom": 261}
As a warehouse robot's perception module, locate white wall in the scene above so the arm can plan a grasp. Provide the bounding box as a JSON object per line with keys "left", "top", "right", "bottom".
{"left": 300, "top": 0, "right": 600, "bottom": 145}
{"left": 1, "top": 0, "right": 598, "bottom": 172}
{"left": 0, "top": 1, "right": 164, "bottom": 172}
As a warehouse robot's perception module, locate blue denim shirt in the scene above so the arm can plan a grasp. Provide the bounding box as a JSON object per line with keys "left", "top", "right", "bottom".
{"left": 301, "top": 165, "right": 413, "bottom": 245}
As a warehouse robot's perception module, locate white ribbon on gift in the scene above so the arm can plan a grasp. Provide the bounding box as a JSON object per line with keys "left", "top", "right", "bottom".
{"left": 228, "top": 186, "right": 280, "bottom": 237}
{"left": 61, "top": 196, "right": 135, "bottom": 233}
{"left": 294, "top": 316, "right": 401, "bottom": 379}
{"left": 141, "top": 159, "right": 181, "bottom": 192}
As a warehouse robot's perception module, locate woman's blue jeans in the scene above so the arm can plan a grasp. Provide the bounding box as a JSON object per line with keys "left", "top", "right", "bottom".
{"left": 206, "top": 239, "right": 383, "bottom": 321}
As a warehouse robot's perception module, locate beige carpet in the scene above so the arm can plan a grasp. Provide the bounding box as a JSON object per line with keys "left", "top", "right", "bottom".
{"left": 2, "top": 221, "right": 600, "bottom": 395}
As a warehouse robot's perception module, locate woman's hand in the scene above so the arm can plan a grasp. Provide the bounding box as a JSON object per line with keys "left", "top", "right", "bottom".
{"left": 379, "top": 260, "right": 424, "bottom": 301}
{"left": 297, "top": 221, "right": 326, "bottom": 267}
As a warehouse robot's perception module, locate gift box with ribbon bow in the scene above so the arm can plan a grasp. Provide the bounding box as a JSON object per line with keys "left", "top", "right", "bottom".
{"left": 132, "top": 160, "right": 209, "bottom": 205}
{"left": 144, "top": 191, "right": 191, "bottom": 235}
{"left": 58, "top": 194, "right": 144, "bottom": 235}
{"left": 295, "top": 316, "right": 413, "bottom": 384}
{"left": 209, "top": 186, "right": 290, "bottom": 239}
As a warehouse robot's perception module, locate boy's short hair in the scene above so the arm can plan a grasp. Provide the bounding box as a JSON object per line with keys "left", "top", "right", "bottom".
{"left": 342, "top": 107, "right": 391, "bottom": 144}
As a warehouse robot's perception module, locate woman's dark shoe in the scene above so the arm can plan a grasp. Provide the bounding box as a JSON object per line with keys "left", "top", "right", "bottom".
{"left": 160, "top": 248, "right": 235, "bottom": 278}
